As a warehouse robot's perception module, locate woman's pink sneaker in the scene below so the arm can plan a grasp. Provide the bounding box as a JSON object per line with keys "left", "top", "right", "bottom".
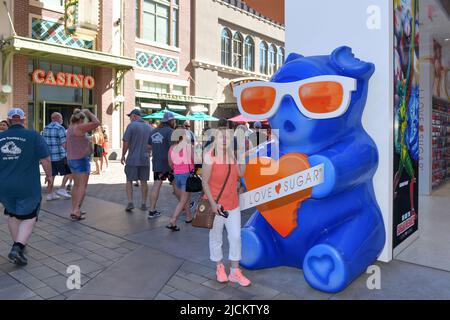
{"left": 228, "top": 268, "right": 251, "bottom": 287}
{"left": 216, "top": 263, "right": 228, "bottom": 283}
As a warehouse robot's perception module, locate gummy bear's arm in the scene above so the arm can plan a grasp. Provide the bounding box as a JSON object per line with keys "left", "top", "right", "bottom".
{"left": 309, "top": 137, "right": 378, "bottom": 199}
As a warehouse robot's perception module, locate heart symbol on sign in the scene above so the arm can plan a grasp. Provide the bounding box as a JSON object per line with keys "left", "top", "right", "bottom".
{"left": 275, "top": 183, "right": 282, "bottom": 194}
{"left": 244, "top": 153, "right": 312, "bottom": 237}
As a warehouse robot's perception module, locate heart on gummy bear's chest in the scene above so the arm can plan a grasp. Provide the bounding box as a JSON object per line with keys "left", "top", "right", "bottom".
{"left": 244, "top": 153, "right": 312, "bottom": 237}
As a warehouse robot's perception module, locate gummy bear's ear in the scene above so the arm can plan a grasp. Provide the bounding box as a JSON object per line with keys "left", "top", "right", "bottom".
{"left": 284, "top": 53, "right": 304, "bottom": 64}
{"left": 330, "top": 46, "right": 375, "bottom": 80}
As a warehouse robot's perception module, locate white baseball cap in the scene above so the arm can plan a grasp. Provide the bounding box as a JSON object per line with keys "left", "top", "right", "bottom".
{"left": 7, "top": 108, "right": 25, "bottom": 119}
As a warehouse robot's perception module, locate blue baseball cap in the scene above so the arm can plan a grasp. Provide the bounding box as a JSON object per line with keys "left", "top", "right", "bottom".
{"left": 161, "top": 112, "right": 175, "bottom": 122}
{"left": 127, "top": 109, "right": 142, "bottom": 117}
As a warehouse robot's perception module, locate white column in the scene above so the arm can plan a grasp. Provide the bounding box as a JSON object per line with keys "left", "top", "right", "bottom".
{"left": 286, "top": 0, "right": 394, "bottom": 262}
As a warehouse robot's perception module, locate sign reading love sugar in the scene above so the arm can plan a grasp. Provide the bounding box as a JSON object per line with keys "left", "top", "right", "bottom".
{"left": 239, "top": 164, "right": 324, "bottom": 211}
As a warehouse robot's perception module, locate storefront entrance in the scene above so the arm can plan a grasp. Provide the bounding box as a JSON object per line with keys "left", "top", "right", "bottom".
{"left": 29, "top": 59, "right": 97, "bottom": 132}
{"left": 394, "top": 0, "right": 450, "bottom": 271}
{"left": 45, "top": 103, "right": 80, "bottom": 129}
{"left": 37, "top": 102, "right": 96, "bottom": 132}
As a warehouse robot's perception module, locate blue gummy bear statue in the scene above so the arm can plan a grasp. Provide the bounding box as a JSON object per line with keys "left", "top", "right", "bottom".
{"left": 240, "top": 46, "right": 386, "bottom": 293}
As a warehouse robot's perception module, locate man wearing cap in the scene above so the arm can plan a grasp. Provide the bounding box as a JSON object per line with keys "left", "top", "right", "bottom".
{"left": 0, "top": 108, "right": 53, "bottom": 266}
{"left": 148, "top": 111, "right": 175, "bottom": 218}
{"left": 121, "top": 109, "right": 152, "bottom": 212}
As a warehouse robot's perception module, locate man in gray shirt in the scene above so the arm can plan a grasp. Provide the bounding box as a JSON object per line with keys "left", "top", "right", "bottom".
{"left": 121, "top": 109, "right": 152, "bottom": 212}
{"left": 148, "top": 112, "right": 175, "bottom": 219}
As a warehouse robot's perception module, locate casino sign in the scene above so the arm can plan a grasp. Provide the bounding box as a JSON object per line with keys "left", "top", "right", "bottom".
{"left": 32, "top": 69, "right": 96, "bottom": 89}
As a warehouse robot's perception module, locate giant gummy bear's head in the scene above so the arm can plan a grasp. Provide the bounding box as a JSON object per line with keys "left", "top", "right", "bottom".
{"left": 269, "top": 46, "right": 375, "bottom": 154}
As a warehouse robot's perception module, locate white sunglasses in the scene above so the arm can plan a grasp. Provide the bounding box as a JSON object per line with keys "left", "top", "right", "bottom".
{"left": 233, "top": 75, "right": 357, "bottom": 120}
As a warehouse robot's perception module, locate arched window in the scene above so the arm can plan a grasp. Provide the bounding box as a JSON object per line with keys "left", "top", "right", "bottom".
{"left": 221, "top": 28, "right": 232, "bottom": 66}
{"left": 259, "top": 41, "right": 268, "bottom": 74}
{"left": 277, "top": 47, "right": 285, "bottom": 71}
{"left": 268, "top": 44, "right": 277, "bottom": 74}
{"left": 232, "top": 32, "right": 244, "bottom": 69}
{"left": 244, "top": 36, "right": 255, "bottom": 71}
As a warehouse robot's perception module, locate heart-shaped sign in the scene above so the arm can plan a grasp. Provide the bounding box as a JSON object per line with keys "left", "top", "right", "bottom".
{"left": 244, "top": 153, "right": 312, "bottom": 237}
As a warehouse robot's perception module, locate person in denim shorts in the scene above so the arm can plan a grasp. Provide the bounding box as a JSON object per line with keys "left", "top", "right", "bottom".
{"left": 166, "top": 131, "right": 194, "bottom": 231}
{"left": 66, "top": 109, "right": 100, "bottom": 220}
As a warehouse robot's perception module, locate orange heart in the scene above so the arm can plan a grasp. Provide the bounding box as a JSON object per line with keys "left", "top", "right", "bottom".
{"left": 275, "top": 183, "right": 281, "bottom": 194}
{"left": 244, "top": 153, "right": 312, "bottom": 237}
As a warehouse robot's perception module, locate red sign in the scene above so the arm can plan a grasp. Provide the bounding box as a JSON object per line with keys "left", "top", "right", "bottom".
{"left": 32, "top": 69, "right": 96, "bottom": 89}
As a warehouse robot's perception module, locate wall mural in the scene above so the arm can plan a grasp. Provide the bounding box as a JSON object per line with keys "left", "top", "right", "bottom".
{"left": 393, "top": 0, "right": 420, "bottom": 248}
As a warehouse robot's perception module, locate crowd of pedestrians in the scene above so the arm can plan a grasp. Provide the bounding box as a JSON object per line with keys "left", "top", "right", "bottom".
{"left": 0, "top": 106, "right": 271, "bottom": 287}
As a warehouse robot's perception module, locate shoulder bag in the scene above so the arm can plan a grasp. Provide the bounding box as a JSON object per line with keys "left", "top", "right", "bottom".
{"left": 192, "top": 164, "right": 231, "bottom": 229}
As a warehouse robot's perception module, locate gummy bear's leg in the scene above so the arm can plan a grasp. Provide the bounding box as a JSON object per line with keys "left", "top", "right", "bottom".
{"left": 303, "top": 206, "right": 385, "bottom": 293}
{"left": 240, "top": 211, "right": 281, "bottom": 269}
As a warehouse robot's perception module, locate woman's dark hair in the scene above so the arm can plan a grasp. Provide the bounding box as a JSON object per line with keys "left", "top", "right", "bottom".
{"left": 1, "top": 120, "right": 9, "bottom": 128}
{"left": 70, "top": 109, "right": 86, "bottom": 124}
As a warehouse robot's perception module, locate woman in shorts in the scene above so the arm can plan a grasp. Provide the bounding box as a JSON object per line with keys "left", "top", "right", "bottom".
{"left": 166, "top": 131, "right": 194, "bottom": 231}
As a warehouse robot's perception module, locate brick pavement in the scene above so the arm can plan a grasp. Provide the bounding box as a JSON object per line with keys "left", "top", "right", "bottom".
{"left": 0, "top": 161, "right": 449, "bottom": 299}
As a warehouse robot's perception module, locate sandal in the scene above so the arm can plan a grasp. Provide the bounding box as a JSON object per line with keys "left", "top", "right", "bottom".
{"left": 70, "top": 213, "right": 86, "bottom": 221}
{"left": 166, "top": 224, "right": 180, "bottom": 231}
{"left": 185, "top": 218, "right": 193, "bottom": 224}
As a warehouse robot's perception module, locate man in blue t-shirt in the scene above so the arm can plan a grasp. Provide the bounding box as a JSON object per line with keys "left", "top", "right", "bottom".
{"left": 0, "top": 108, "right": 53, "bottom": 266}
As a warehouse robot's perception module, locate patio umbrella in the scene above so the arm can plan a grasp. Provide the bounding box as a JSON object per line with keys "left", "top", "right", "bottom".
{"left": 142, "top": 109, "right": 187, "bottom": 120}
{"left": 186, "top": 112, "right": 219, "bottom": 121}
{"left": 228, "top": 114, "right": 268, "bottom": 124}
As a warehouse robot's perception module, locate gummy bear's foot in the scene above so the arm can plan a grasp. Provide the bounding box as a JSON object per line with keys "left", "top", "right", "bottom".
{"left": 240, "top": 228, "right": 266, "bottom": 269}
{"left": 303, "top": 244, "right": 349, "bottom": 293}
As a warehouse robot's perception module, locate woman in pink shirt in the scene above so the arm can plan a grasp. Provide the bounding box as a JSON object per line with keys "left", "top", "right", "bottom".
{"left": 167, "top": 130, "right": 194, "bottom": 231}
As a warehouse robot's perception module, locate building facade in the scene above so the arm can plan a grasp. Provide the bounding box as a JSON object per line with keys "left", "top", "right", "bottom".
{"left": 1, "top": 0, "right": 285, "bottom": 151}
{"left": 134, "top": 0, "right": 212, "bottom": 117}
{"left": 0, "top": 0, "right": 136, "bottom": 154}
{"left": 191, "top": 0, "right": 285, "bottom": 120}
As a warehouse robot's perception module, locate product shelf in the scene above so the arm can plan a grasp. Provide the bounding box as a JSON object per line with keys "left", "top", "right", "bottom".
{"left": 431, "top": 96, "right": 450, "bottom": 190}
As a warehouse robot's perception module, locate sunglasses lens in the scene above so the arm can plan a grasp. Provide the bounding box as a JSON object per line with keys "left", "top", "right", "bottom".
{"left": 299, "top": 81, "right": 344, "bottom": 114}
{"left": 240, "top": 87, "right": 276, "bottom": 115}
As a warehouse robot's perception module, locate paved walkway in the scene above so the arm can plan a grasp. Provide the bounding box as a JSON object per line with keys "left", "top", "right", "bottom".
{"left": 1, "top": 162, "right": 450, "bottom": 300}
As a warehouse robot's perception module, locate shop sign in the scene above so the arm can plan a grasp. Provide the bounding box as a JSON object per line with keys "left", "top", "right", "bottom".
{"left": 157, "top": 93, "right": 194, "bottom": 102}
{"left": 32, "top": 69, "right": 95, "bottom": 89}
{"left": 229, "top": 77, "right": 262, "bottom": 90}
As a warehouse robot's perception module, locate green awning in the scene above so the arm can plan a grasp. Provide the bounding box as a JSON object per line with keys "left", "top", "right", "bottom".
{"left": 186, "top": 112, "right": 219, "bottom": 122}
{"left": 2, "top": 36, "right": 135, "bottom": 70}
{"left": 143, "top": 109, "right": 187, "bottom": 121}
